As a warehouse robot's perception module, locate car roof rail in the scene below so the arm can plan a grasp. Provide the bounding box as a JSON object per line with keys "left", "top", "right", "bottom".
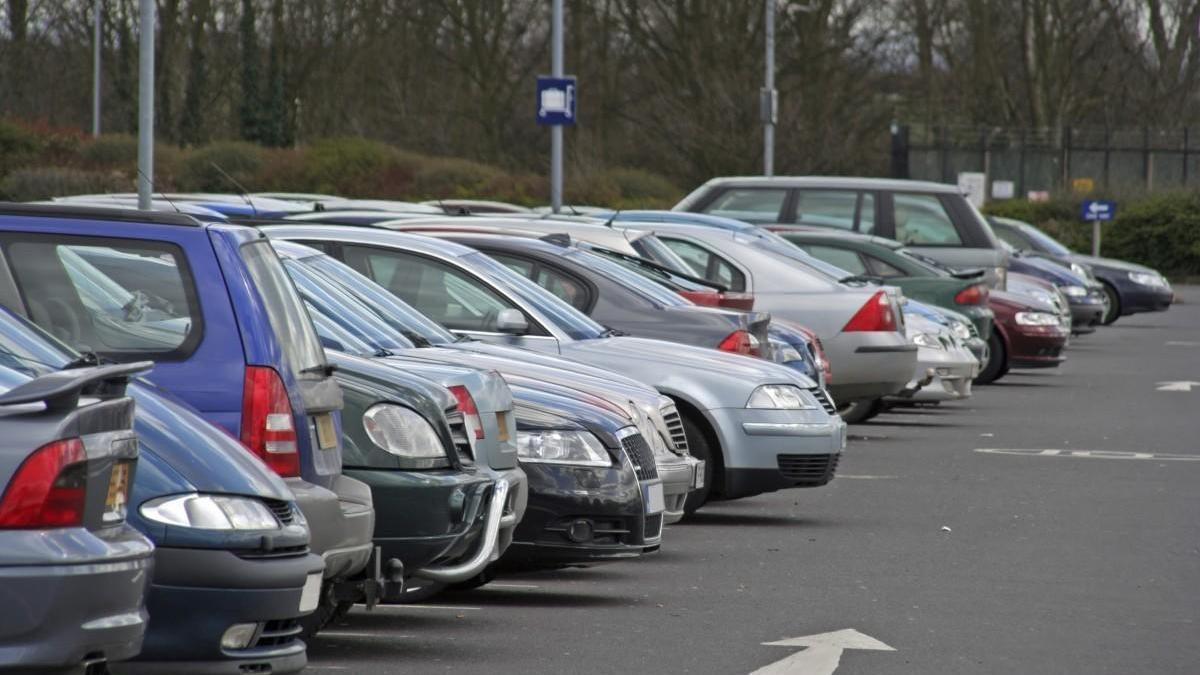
{"left": 229, "top": 215, "right": 389, "bottom": 230}
{"left": 0, "top": 202, "right": 201, "bottom": 227}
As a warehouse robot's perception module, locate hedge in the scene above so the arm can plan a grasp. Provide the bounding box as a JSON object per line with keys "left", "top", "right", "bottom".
{"left": 986, "top": 193, "right": 1200, "bottom": 278}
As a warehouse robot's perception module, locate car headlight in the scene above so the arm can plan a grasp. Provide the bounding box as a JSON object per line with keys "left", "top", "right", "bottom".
{"left": 140, "top": 494, "right": 281, "bottom": 530}
{"left": 911, "top": 332, "right": 944, "bottom": 349}
{"left": 950, "top": 321, "right": 973, "bottom": 341}
{"left": 1070, "top": 262, "right": 1092, "bottom": 280}
{"left": 516, "top": 430, "right": 611, "bottom": 467}
{"left": 770, "top": 339, "right": 804, "bottom": 363}
{"left": 1014, "top": 311, "right": 1060, "bottom": 326}
{"left": 746, "top": 384, "right": 818, "bottom": 409}
{"left": 362, "top": 404, "right": 446, "bottom": 459}
{"left": 1061, "top": 285, "right": 1087, "bottom": 297}
{"left": 1129, "top": 271, "right": 1168, "bottom": 288}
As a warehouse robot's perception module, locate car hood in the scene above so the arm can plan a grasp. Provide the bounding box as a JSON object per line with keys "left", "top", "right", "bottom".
{"left": 563, "top": 336, "right": 817, "bottom": 389}
{"left": 1069, "top": 253, "right": 1158, "bottom": 275}
{"left": 129, "top": 382, "right": 292, "bottom": 502}
{"left": 1011, "top": 255, "right": 1084, "bottom": 286}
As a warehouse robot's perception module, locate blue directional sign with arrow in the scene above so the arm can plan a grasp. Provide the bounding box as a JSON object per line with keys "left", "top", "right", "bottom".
{"left": 1081, "top": 200, "right": 1116, "bottom": 221}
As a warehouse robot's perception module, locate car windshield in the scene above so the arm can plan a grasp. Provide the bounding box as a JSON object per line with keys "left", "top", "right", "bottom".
{"left": 563, "top": 247, "right": 692, "bottom": 307}
{"left": 0, "top": 307, "right": 75, "bottom": 377}
{"left": 1021, "top": 224, "right": 1073, "bottom": 256}
{"left": 738, "top": 232, "right": 854, "bottom": 280}
{"left": 464, "top": 251, "right": 607, "bottom": 340}
{"left": 299, "top": 253, "right": 459, "bottom": 346}
{"left": 239, "top": 240, "right": 328, "bottom": 377}
{"left": 627, "top": 233, "right": 695, "bottom": 274}
{"left": 282, "top": 259, "right": 413, "bottom": 354}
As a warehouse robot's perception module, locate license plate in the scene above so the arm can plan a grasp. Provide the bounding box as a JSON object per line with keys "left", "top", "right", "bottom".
{"left": 299, "top": 573, "right": 323, "bottom": 613}
{"left": 692, "top": 461, "right": 706, "bottom": 489}
{"left": 103, "top": 461, "right": 132, "bottom": 524}
{"left": 314, "top": 413, "right": 337, "bottom": 450}
{"left": 642, "top": 481, "right": 665, "bottom": 515}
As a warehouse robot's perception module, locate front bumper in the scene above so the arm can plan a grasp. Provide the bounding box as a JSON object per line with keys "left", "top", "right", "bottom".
{"left": 288, "top": 475, "right": 374, "bottom": 581}
{"left": 113, "top": 547, "right": 324, "bottom": 675}
{"left": 824, "top": 332, "right": 916, "bottom": 402}
{"left": 500, "top": 460, "right": 656, "bottom": 569}
{"left": 1007, "top": 325, "right": 1070, "bottom": 368}
{"left": 657, "top": 454, "right": 698, "bottom": 525}
{"left": 1116, "top": 280, "right": 1174, "bottom": 315}
{"left": 0, "top": 527, "right": 153, "bottom": 670}
{"left": 708, "top": 407, "right": 846, "bottom": 500}
{"left": 1068, "top": 295, "right": 1106, "bottom": 333}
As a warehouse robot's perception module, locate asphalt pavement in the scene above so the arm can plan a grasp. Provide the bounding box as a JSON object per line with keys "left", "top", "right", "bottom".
{"left": 309, "top": 286, "right": 1200, "bottom": 675}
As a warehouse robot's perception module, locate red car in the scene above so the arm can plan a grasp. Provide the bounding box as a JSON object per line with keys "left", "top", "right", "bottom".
{"left": 975, "top": 289, "right": 1070, "bottom": 384}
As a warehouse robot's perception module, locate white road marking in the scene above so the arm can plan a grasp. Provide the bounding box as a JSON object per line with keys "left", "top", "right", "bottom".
{"left": 353, "top": 603, "right": 482, "bottom": 611}
{"left": 1156, "top": 380, "right": 1200, "bottom": 391}
{"left": 318, "top": 631, "right": 413, "bottom": 639}
{"left": 1165, "top": 341, "right": 1199, "bottom": 346}
{"left": 486, "top": 583, "right": 540, "bottom": 589}
{"left": 975, "top": 448, "right": 1200, "bottom": 461}
{"left": 751, "top": 629, "right": 894, "bottom": 675}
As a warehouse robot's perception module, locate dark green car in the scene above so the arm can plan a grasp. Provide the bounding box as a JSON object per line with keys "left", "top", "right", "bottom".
{"left": 766, "top": 226, "right": 994, "bottom": 340}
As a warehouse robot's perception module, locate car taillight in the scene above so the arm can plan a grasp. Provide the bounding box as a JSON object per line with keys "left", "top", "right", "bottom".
{"left": 954, "top": 284, "right": 988, "bottom": 306}
{"left": 842, "top": 291, "right": 898, "bottom": 332}
{"left": 718, "top": 329, "right": 762, "bottom": 357}
{"left": 677, "top": 290, "right": 721, "bottom": 307}
{"left": 240, "top": 366, "right": 301, "bottom": 477}
{"left": 0, "top": 438, "right": 88, "bottom": 529}
{"left": 448, "top": 385, "right": 484, "bottom": 440}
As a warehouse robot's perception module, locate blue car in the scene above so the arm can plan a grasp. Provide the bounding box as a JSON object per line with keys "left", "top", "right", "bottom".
{"left": 0, "top": 306, "right": 324, "bottom": 673}
{"left": 0, "top": 202, "right": 379, "bottom": 636}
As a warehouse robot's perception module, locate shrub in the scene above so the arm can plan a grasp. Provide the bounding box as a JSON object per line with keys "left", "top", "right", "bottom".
{"left": 79, "top": 134, "right": 140, "bottom": 169}
{"left": 301, "top": 137, "right": 419, "bottom": 196}
{"left": 0, "top": 119, "right": 42, "bottom": 178}
{"left": 0, "top": 167, "right": 126, "bottom": 201}
{"left": 600, "top": 168, "right": 681, "bottom": 205}
{"left": 178, "top": 141, "right": 265, "bottom": 192}
{"left": 409, "top": 157, "right": 503, "bottom": 199}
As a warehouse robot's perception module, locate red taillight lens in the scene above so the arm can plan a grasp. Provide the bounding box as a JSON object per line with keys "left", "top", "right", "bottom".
{"left": 678, "top": 290, "right": 721, "bottom": 307}
{"left": 718, "top": 329, "right": 762, "bottom": 357}
{"left": 240, "top": 366, "right": 301, "bottom": 477}
{"left": 448, "top": 385, "right": 484, "bottom": 440}
{"left": 719, "top": 293, "right": 756, "bottom": 311}
{"left": 842, "top": 291, "right": 898, "bottom": 332}
{"left": 954, "top": 284, "right": 988, "bottom": 305}
{"left": 0, "top": 438, "right": 87, "bottom": 529}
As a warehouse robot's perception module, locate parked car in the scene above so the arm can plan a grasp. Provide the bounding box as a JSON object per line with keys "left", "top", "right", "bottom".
{"left": 0, "top": 203, "right": 378, "bottom": 637}
{"left": 426, "top": 231, "right": 774, "bottom": 358}
{"left": 997, "top": 239, "right": 1107, "bottom": 333}
{"left": 674, "top": 177, "right": 1010, "bottom": 286}
{"left": 977, "top": 290, "right": 1070, "bottom": 384}
{"left": 1007, "top": 271, "right": 1073, "bottom": 331}
{"left": 988, "top": 216, "right": 1173, "bottom": 324}
{"left": 608, "top": 220, "right": 916, "bottom": 416}
{"left": 765, "top": 226, "right": 995, "bottom": 340}
{"left": 892, "top": 302, "right": 979, "bottom": 405}
{"left": 0, "top": 354, "right": 153, "bottom": 674}
{"left": 56, "top": 192, "right": 311, "bottom": 219}
{"left": 259, "top": 236, "right": 703, "bottom": 524}
{"left": 0, "top": 307, "right": 323, "bottom": 674}
{"left": 258, "top": 225, "right": 845, "bottom": 512}
{"left": 284, "top": 210, "right": 440, "bottom": 226}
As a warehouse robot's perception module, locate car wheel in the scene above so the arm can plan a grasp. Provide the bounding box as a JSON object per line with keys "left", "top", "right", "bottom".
{"left": 298, "top": 584, "right": 354, "bottom": 639}
{"left": 681, "top": 415, "right": 715, "bottom": 515}
{"left": 1100, "top": 282, "right": 1121, "bottom": 325}
{"left": 974, "top": 333, "right": 1007, "bottom": 384}
{"left": 837, "top": 398, "right": 883, "bottom": 424}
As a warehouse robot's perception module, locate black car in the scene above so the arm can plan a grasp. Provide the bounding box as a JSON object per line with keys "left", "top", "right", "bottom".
{"left": 989, "top": 216, "right": 1174, "bottom": 324}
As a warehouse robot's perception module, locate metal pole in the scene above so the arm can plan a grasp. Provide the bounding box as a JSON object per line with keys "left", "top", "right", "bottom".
{"left": 136, "top": 0, "right": 154, "bottom": 210}
{"left": 1092, "top": 220, "right": 1101, "bottom": 257}
{"left": 762, "top": 0, "right": 776, "bottom": 176}
{"left": 550, "top": 0, "right": 564, "bottom": 214}
{"left": 92, "top": 0, "right": 102, "bottom": 137}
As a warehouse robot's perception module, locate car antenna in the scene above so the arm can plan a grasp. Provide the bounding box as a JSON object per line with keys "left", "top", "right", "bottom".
{"left": 209, "top": 161, "right": 259, "bottom": 218}
{"left": 135, "top": 168, "right": 182, "bottom": 213}
{"left": 603, "top": 209, "right": 621, "bottom": 228}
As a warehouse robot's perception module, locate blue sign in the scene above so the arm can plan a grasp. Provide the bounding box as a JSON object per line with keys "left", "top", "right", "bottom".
{"left": 1081, "top": 200, "right": 1116, "bottom": 222}
{"left": 536, "top": 76, "right": 576, "bottom": 126}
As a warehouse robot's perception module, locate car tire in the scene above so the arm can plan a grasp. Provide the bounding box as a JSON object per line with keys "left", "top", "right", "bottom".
{"left": 1100, "top": 282, "right": 1121, "bottom": 325}
{"left": 974, "top": 333, "right": 1007, "bottom": 384}
{"left": 837, "top": 398, "right": 883, "bottom": 424}
{"left": 681, "top": 415, "right": 715, "bottom": 516}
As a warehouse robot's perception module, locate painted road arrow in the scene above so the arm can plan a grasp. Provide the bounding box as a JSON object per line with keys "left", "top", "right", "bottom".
{"left": 750, "top": 629, "right": 894, "bottom": 675}
{"left": 1156, "top": 381, "right": 1200, "bottom": 392}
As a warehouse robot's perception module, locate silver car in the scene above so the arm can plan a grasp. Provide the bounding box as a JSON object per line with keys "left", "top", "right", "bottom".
{"left": 893, "top": 312, "right": 978, "bottom": 405}
{"left": 260, "top": 226, "right": 846, "bottom": 512}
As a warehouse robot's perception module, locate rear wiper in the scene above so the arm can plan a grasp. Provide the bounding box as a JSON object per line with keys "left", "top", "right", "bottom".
{"left": 299, "top": 363, "right": 338, "bottom": 376}
{"left": 62, "top": 350, "right": 113, "bottom": 369}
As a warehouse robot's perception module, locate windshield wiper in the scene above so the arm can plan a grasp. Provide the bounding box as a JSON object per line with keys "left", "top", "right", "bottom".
{"left": 372, "top": 347, "right": 395, "bottom": 358}
{"left": 601, "top": 326, "right": 628, "bottom": 337}
{"left": 838, "top": 274, "right": 883, "bottom": 285}
{"left": 398, "top": 329, "right": 433, "bottom": 348}
{"left": 454, "top": 333, "right": 475, "bottom": 343}
{"left": 62, "top": 350, "right": 113, "bottom": 369}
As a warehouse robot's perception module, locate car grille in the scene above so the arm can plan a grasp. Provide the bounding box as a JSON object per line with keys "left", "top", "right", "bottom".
{"left": 446, "top": 409, "right": 474, "bottom": 465}
{"left": 808, "top": 387, "right": 837, "bottom": 415}
{"left": 249, "top": 619, "right": 302, "bottom": 650}
{"left": 264, "top": 499, "right": 294, "bottom": 526}
{"left": 644, "top": 513, "right": 663, "bottom": 541}
{"left": 660, "top": 406, "right": 689, "bottom": 453}
{"left": 777, "top": 453, "right": 839, "bottom": 486}
{"left": 621, "top": 433, "right": 659, "bottom": 480}
{"left": 235, "top": 545, "right": 309, "bottom": 560}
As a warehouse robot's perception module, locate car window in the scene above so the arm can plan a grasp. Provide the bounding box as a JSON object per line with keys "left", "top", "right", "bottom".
{"left": 491, "top": 253, "right": 535, "bottom": 278}
{"left": 239, "top": 240, "right": 328, "bottom": 377}
{"left": 859, "top": 194, "right": 876, "bottom": 234}
{"left": 1021, "top": 225, "right": 1073, "bottom": 257}
{"left": 464, "top": 252, "right": 607, "bottom": 340}
{"left": 565, "top": 248, "right": 691, "bottom": 307}
{"left": 283, "top": 259, "right": 412, "bottom": 353}
{"left": 863, "top": 253, "right": 906, "bottom": 278}
{"left": 793, "top": 190, "right": 859, "bottom": 231}
{"left": 992, "top": 223, "right": 1032, "bottom": 251}
{"left": 344, "top": 246, "right": 524, "bottom": 333}
{"left": 893, "top": 194, "right": 963, "bottom": 246}
{"left": 488, "top": 252, "right": 591, "bottom": 311}
{"left": 802, "top": 245, "right": 868, "bottom": 276}
{"left": 699, "top": 188, "right": 787, "bottom": 224}
{"left": 628, "top": 234, "right": 696, "bottom": 275}
{"left": 5, "top": 239, "right": 201, "bottom": 359}
{"left": 659, "top": 237, "right": 747, "bottom": 291}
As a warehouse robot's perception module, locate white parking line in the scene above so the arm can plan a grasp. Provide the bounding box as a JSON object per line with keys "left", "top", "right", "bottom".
{"left": 975, "top": 448, "right": 1200, "bottom": 461}
{"left": 354, "top": 603, "right": 482, "bottom": 611}
{"left": 318, "top": 631, "right": 414, "bottom": 639}
{"left": 486, "top": 583, "right": 540, "bottom": 589}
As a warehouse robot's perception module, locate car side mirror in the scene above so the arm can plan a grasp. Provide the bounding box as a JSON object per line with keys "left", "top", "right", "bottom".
{"left": 495, "top": 308, "right": 529, "bottom": 335}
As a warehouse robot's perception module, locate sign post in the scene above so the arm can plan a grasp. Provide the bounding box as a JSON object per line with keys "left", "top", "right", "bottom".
{"left": 1081, "top": 200, "right": 1116, "bottom": 257}
{"left": 136, "top": 0, "right": 155, "bottom": 210}
{"left": 539, "top": 0, "right": 574, "bottom": 214}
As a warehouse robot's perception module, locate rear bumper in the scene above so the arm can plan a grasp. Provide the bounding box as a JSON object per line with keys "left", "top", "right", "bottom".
{"left": 824, "top": 333, "right": 915, "bottom": 402}
{"left": 115, "top": 547, "right": 323, "bottom": 675}
{"left": 709, "top": 407, "right": 845, "bottom": 499}
{"left": 288, "top": 475, "right": 373, "bottom": 581}
{"left": 0, "top": 528, "right": 153, "bottom": 670}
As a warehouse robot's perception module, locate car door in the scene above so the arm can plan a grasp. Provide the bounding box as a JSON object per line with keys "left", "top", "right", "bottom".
{"left": 334, "top": 244, "right": 563, "bottom": 353}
